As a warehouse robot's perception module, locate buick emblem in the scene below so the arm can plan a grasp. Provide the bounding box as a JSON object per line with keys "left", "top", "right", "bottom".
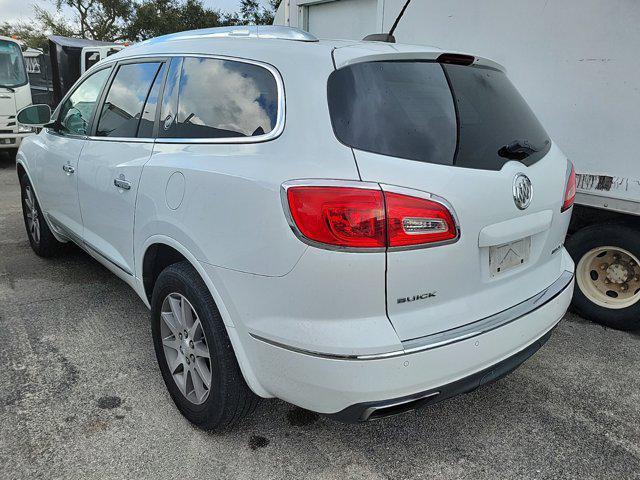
{"left": 513, "top": 173, "right": 533, "bottom": 210}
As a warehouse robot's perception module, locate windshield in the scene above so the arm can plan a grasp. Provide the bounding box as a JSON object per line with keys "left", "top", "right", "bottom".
{"left": 0, "top": 40, "right": 28, "bottom": 88}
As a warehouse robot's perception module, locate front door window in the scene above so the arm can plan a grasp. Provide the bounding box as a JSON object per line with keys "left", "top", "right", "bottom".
{"left": 58, "top": 68, "right": 111, "bottom": 136}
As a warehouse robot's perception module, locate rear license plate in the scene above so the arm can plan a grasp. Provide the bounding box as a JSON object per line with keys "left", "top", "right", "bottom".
{"left": 489, "top": 236, "right": 531, "bottom": 276}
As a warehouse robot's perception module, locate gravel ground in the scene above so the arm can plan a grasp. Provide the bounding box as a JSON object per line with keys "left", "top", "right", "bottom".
{"left": 1, "top": 151, "right": 639, "bottom": 480}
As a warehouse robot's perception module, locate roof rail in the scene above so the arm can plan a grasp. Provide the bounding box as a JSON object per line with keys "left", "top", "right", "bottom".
{"left": 157, "top": 26, "right": 319, "bottom": 43}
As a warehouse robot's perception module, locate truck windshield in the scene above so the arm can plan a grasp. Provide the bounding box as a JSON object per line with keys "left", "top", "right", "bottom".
{"left": 0, "top": 39, "right": 28, "bottom": 88}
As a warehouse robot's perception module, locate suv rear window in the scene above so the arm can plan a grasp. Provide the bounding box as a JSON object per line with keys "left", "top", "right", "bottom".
{"left": 327, "top": 61, "right": 551, "bottom": 170}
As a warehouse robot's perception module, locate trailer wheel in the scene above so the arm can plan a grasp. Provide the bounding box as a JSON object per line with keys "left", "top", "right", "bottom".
{"left": 566, "top": 223, "right": 640, "bottom": 331}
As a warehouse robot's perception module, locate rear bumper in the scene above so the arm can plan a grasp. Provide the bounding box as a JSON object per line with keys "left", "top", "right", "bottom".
{"left": 247, "top": 270, "right": 574, "bottom": 416}
{"left": 330, "top": 329, "right": 553, "bottom": 422}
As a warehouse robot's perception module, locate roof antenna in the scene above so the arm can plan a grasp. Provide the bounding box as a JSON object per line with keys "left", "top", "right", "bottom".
{"left": 363, "top": 0, "right": 412, "bottom": 43}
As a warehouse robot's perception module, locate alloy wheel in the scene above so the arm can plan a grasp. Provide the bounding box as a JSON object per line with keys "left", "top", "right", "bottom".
{"left": 24, "top": 186, "right": 40, "bottom": 245}
{"left": 160, "top": 293, "right": 213, "bottom": 404}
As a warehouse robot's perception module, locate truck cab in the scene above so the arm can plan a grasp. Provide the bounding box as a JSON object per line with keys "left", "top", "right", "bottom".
{"left": 48, "top": 36, "right": 126, "bottom": 106}
{"left": 0, "top": 35, "right": 34, "bottom": 155}
{"left": 81, "top": 45, "right": 124, "bottom": 73}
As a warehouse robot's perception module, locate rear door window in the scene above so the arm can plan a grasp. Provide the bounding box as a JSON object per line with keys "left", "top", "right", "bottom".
{"left": 159, "top": 56, "right": 278, "bottom": 139}
{"left": 327, "top": 61, "right": 551, "bottom": 170}
{"left": 96, "top": 61, "right": 162, "bottom": 138}
{"left": 137, "top": 63, "right": 166, "bottom": 138}
{"left": 158, "top": 57, "right": 182, "bottom": 137}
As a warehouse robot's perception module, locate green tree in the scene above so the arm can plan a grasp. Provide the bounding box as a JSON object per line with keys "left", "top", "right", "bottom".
{"left": 126, "top": 0, "right": 230, "bottom": 41}
{"left": 2, "top": 0, "right": 284, "bottom": 49}
{"left": 0, "top": 22, "right": 49, "bottom": 51}
{"left": 42, "top": 0, "right": 133, "bottom": 41}
{"left": 237, "top": 0, "right": 281, "bottom": 25}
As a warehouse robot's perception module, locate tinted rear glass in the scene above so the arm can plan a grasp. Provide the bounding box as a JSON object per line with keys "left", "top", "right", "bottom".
{"left": 327, "top": 61, "right": 550, "bottom": 170}
{"left": 443, "top": 63, "right": 550, "bottom": 169}
{"left": 328, "top": 62, "right": 457, "bottom": 165}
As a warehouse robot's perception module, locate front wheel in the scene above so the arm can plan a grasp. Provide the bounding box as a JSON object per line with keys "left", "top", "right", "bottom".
{"left": 19, "top": 173, "right": 63, "bottom": 257}
{"left": 151, "top": 261, "right": 259, "bottom": 430}
{"left": 566, "top": 223, "right": 640, "bottom": 331}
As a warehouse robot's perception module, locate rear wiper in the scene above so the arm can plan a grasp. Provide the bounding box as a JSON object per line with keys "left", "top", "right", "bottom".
{"left": 0, "top": 86, "right": 15, "bottom": 93}
{"left": 498, "top": 139, "right": 540, "bottom": 160}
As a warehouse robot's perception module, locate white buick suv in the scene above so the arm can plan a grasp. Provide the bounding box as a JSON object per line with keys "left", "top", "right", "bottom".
{"left": 15, "top": 26, "right": 575, "bottom": 429}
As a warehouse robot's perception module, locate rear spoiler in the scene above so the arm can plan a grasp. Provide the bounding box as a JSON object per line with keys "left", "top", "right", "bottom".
{"left": 332, "top": 45, "right": 506, "bottom": 72}
{"left": 437, "top": 53, "right": 475, "bottom": 66}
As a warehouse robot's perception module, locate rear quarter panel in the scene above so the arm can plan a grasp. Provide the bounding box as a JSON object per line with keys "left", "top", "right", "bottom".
{"left": 134, "top": 44, "right": 361, "bottom": 278}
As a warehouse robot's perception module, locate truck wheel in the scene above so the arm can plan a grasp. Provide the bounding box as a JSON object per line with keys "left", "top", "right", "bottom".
{"left": 151, "top": 261, "right": 259, "bottom": 430}
{"left": 19, "top": 173, "right": 63, "bottom": 257}
{"left": 566, "top": 223, "right": 640, "bottom": 331}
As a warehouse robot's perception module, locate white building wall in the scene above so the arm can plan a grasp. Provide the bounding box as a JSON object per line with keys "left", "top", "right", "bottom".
{"left": 276, "top": 0, "right": 640, "bottom": 179}
{"left": 307, "top": 0, "right": 378, "bottom": 40}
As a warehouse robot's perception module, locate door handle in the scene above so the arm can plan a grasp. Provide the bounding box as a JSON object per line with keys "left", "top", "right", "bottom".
{"left": 114, "top": 177, "right": 131, "bottom": 190}
{"left": 62, "top": 164, "right": 75, "bottom": 175}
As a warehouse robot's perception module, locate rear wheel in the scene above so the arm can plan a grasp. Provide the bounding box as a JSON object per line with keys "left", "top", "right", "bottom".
{"left": 19, "top": 173, "right": 63, "bottom": 257}
{"left": 151, "top": 261, "right": 259, "bottom": 430}
{"left": 566, "top": 223, "right": 640, "bottom": 331}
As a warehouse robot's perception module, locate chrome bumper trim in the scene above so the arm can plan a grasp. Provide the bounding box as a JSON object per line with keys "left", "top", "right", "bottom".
{"left": 250, "top": 270, "right": 574, "bottom": 361}
{"left": 402, "top": 270, "right": 574, "bottom": 354}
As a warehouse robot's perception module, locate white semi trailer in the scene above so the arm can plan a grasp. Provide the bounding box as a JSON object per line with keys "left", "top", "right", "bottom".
{"left": 276, "top": 0, "right": 640, "bottom": 331}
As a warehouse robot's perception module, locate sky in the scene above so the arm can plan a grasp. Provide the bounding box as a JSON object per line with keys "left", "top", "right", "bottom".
{"left": 0, "top": 0, "right": 267, "bottom": 24}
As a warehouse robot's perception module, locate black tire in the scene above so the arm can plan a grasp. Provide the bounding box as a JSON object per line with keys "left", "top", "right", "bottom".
{"left": 19, "top": 172, "right": 63, "bottom": 257}
{"left": 566, "top": 223, "right": 640, "bottom": 331}
{"left": 151, "top": 261, "right": 259, "bottom": 430}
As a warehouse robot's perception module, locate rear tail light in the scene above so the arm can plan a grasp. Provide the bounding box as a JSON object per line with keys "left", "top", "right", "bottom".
{"left": 561, "top": 162, "right": 576, "bottom": 212}
{"left": 283, "top": 182, "right": 458, "bottom": 250}
{"left": 385, "top": 191, "right": 458, "bottom": 247}
{"left": 285, "top": 186, "right": 386, "bottom": 248}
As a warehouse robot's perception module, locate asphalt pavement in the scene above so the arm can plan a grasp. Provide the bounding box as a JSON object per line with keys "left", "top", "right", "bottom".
{"left": 1, "top": 151, "right": 639, "bottom": 480}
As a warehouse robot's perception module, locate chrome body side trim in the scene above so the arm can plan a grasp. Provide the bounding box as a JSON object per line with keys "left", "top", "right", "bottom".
{"left": 83, "top": 242, "right": 133, "bottom": 276}
{"left": 250, "top": 270, "right": 574, "bottom": 361}
{"left": 46, "top": 216, "right": 134, "bottom": 277}
{"left": 249, "top": 333, "right": 402, "bottom": 361}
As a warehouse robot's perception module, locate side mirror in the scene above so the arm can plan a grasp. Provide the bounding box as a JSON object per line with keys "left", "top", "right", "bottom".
{"left": 17, "top": 104, "right": 52, "bottom": 128}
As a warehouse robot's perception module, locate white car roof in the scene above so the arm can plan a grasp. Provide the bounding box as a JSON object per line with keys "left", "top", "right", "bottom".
{"left": 105, "top": 26, "right": 505, "bottom": 72}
